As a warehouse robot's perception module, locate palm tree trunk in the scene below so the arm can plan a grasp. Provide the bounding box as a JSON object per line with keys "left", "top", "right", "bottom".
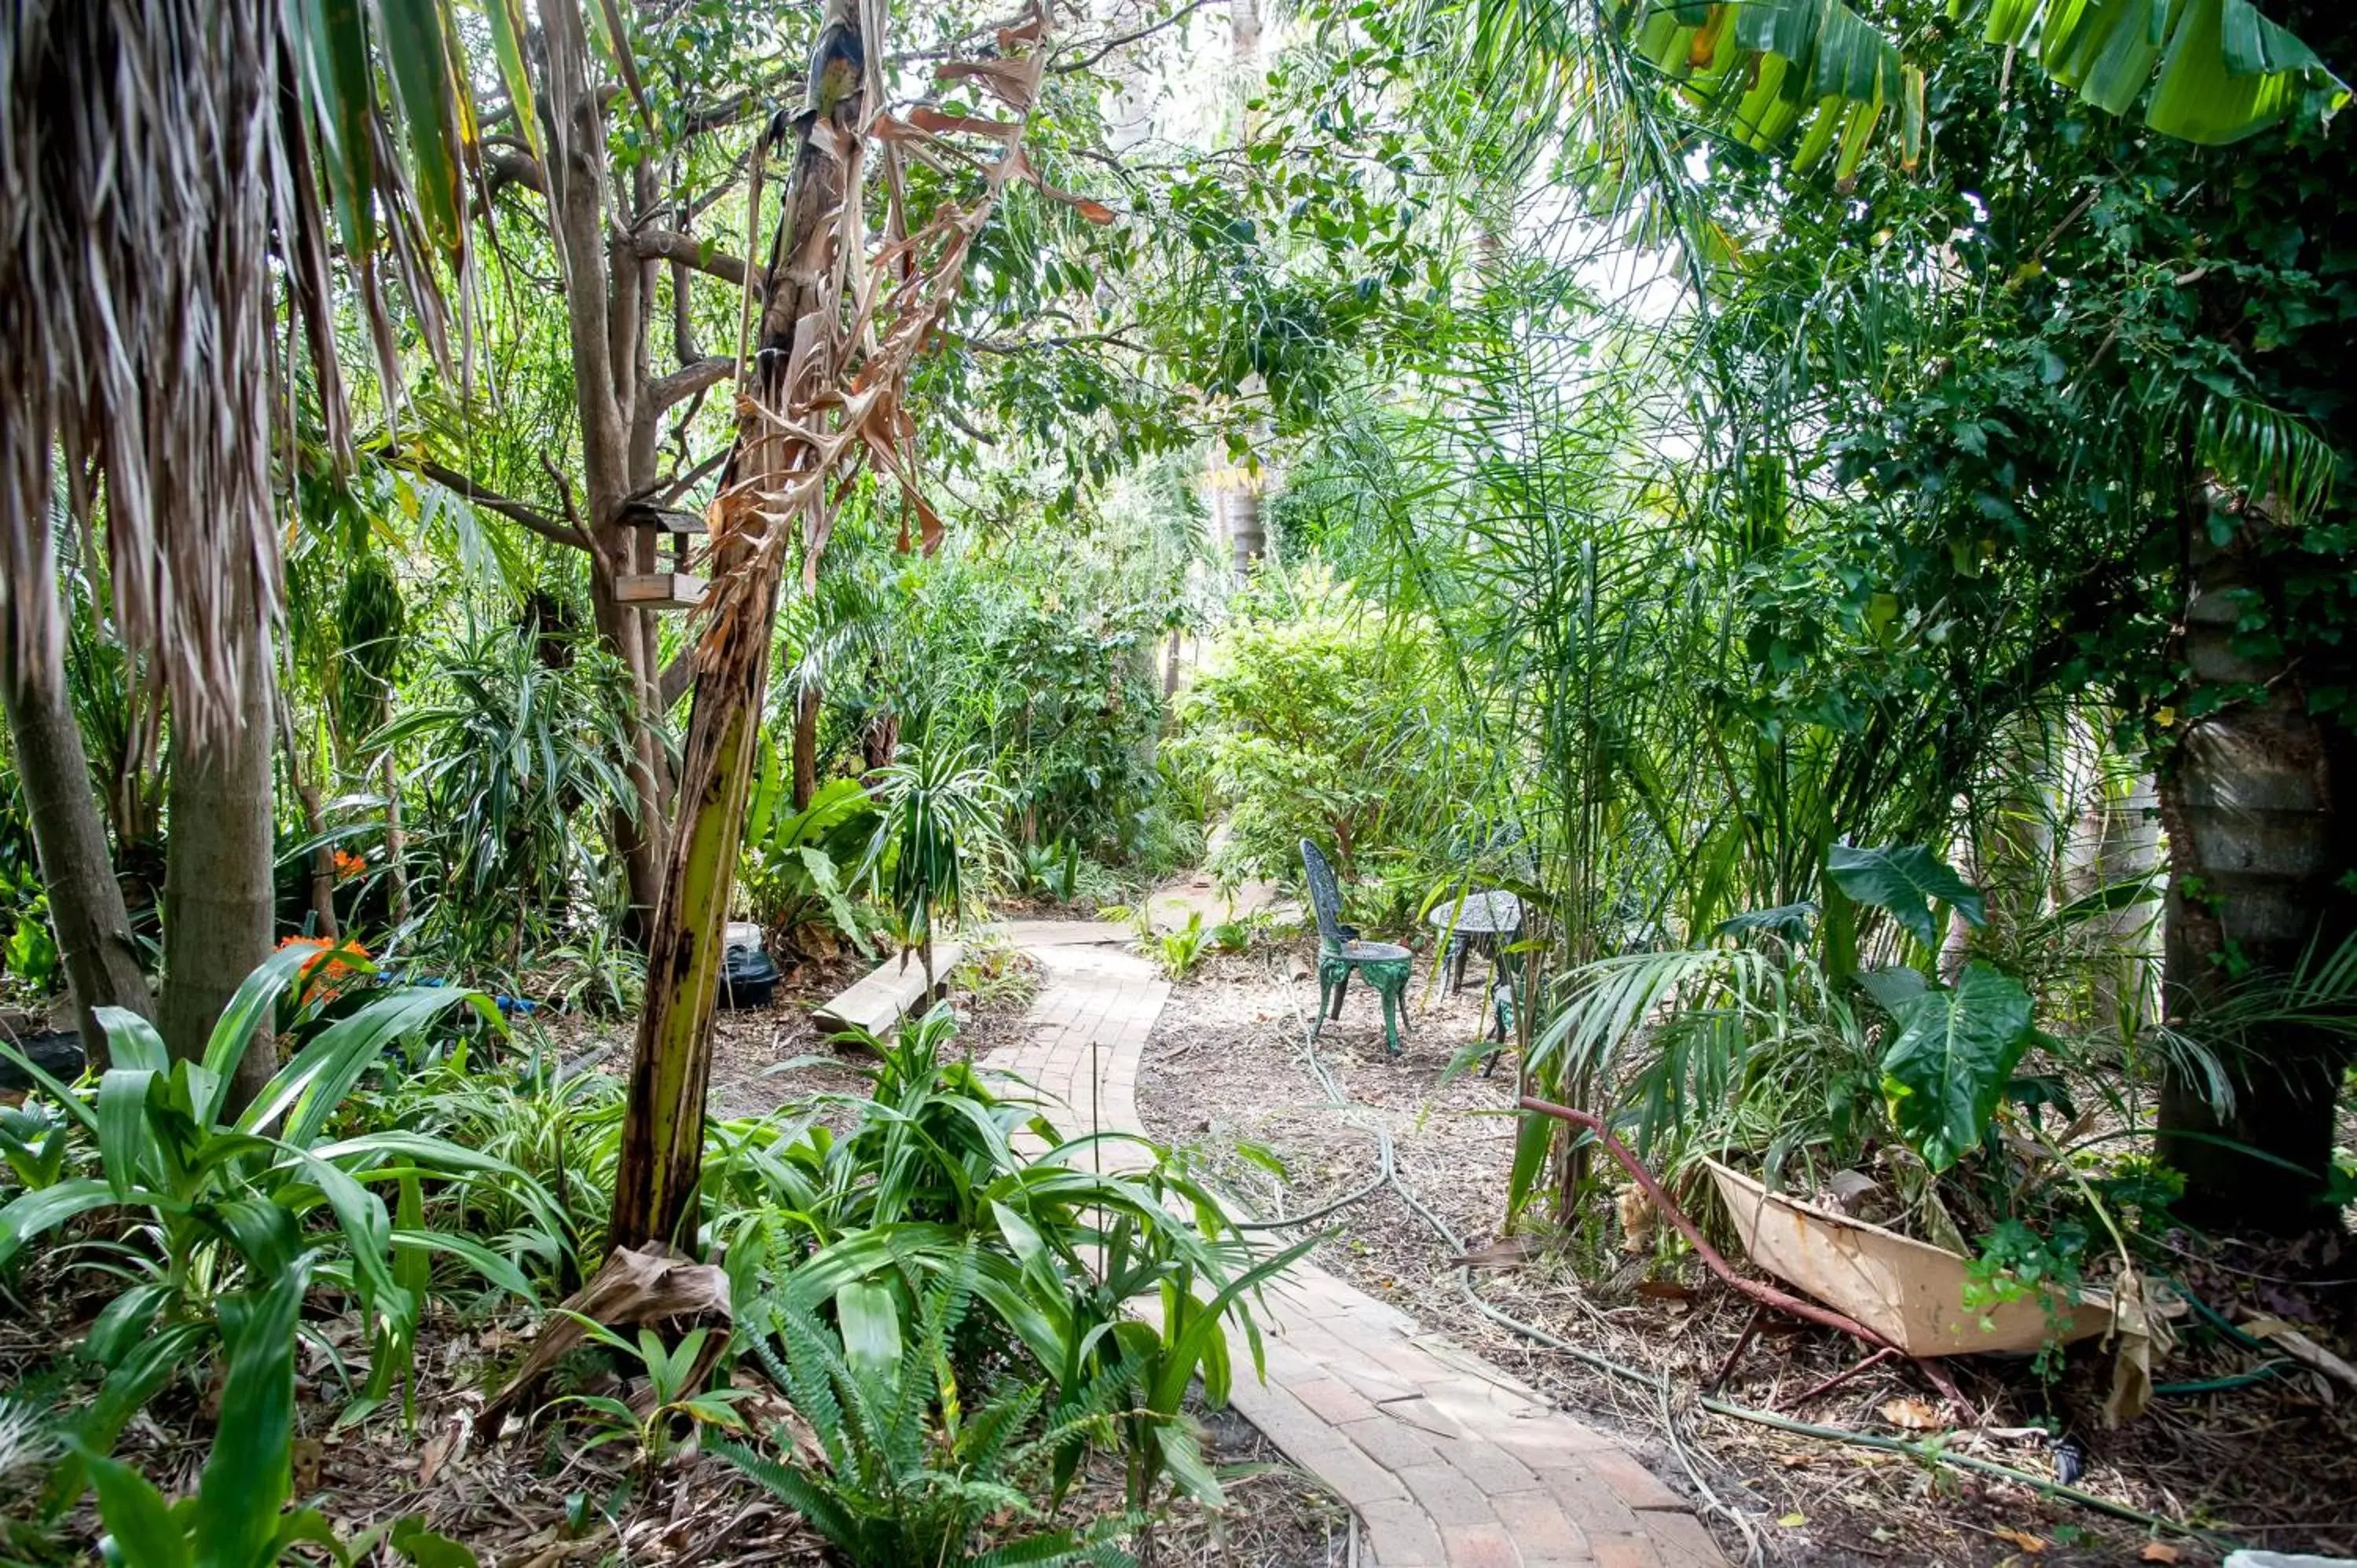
{"left": 0, "top": 568, "right": 151, "bottom": 1062}
{"left": 159, "top": 629, "right": 278, "bottom": 1108}
{"left": 2155, "top": 508, "right": 2357, "bottom": 1229}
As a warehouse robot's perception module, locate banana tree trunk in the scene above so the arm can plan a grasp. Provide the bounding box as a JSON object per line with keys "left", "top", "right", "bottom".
{"left": 607, "top": 0, "right": 1050, "bottom": 1251}
{"left": 0, "top": 567, "right": 152, "bottom": 1062}
{"left": 159, "top": 627, "right": 278, "bottom": 1108}
{"left": 609, "top": 11, "right": 866, "bottom": 1252}
{"left": 2156, "top": 507, "right": 2357, "bottom": 1229}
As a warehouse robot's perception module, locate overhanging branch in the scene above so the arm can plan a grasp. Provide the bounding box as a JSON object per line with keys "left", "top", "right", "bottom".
{"left": 406, "top": 458, "right": 590, "bottom": 551}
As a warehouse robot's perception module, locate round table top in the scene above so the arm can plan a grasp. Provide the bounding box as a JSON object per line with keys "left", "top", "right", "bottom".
{"left": 1427, "top": 889, "right": 1523, "bottom": 935}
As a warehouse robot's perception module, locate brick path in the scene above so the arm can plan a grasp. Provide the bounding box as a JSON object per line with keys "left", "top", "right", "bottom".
{"left": 979, "top": 921, "right": 1728, "bottom": 1568}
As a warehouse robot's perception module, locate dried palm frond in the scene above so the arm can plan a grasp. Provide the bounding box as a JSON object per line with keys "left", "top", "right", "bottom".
{"left": 0, "top": 0, "right": 280, "bottom": 735}
{"left": 0, "top": 0, "right": 476, "bottom": 739}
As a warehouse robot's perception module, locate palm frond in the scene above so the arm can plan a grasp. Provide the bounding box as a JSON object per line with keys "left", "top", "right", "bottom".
{"left": 2192, "top": 392, "right": 2339, "bottom": 523}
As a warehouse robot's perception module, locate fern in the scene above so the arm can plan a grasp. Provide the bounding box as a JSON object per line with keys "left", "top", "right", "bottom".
{"left": 725, "top": 1272, "right": 1135, "bottom": 1568}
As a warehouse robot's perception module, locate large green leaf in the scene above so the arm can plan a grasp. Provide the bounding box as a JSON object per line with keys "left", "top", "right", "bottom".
{"left": 244, "top": 985, "right": 498, "bottom": 1148}
{"left": 1879, "top": 962, "right": 2035, "bottom": 1173}
{"left": 836, "top": 1280, "right": 904, "bottom": 1386}
{"left": 290, "top": 0, "right": 382, "bottom": 261}
{"left": 377, "top": 0, "right": 470, "bottom": 261}
{"left": 1983, "top": 0, "right": 2348, "bottom": 145}
{"left": 200, "top": 944, "right": 326, "bottom": 1112}
{"left": 1825, "top": 843, "right": 1984, "bottom": 951}
{"left": 0, "top": 1178, "right": 134, "bottom": 1266}
{"left": 83, "top": 1450, "right": 190, "bottom": 1568}
{"left": 479, "top": 0, "right": 545, "bottom": 167}
{"left": 188, "top": 1262, "right": 311, "bottom": 1567}
{"left": 96, "top": 1069, "right": 164, "bottom": 1201}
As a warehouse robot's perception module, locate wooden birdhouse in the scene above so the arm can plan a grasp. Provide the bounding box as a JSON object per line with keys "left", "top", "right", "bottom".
{"left": 617, "top": 498, "right": 709, "bottom": 610}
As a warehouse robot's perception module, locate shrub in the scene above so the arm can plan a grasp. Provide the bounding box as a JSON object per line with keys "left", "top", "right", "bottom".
{"left": 1175, "top": 580, "right": 1477, "bottom": 885}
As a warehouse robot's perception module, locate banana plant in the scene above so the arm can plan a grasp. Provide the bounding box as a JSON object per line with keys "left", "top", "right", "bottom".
{"left": 0, "top": 945, "right": 558, "bottom": 1443}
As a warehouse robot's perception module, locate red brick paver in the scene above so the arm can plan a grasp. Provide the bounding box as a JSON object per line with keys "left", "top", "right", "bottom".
{"left": 982, "top": 926, "right": 1729, "bottom": 1568}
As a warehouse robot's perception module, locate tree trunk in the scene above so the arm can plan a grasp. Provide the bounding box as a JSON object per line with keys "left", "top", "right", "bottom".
{"left": 1225, "top": 486, "right": 1264, "bottom": 584}
{"left": 0, "top": 566, "right": 151, "bottom": 1062}
{"left": 863, "top": 709, "right": 900, "bottom": 775}
{"left": 537, "top": 0, "right": 666, "bottom": 939}
{"left": 159, "top": 629, "right": 278, "bottom": 1107}
{"left": 275, "top": 683, "right": 338, "bottom": 940}
{"left": 610, "top": 8, "right": 865, "bottom": 1252}
{"left": 792, "top": 681, "right": 821, "bottom": 811}
{"left": 2156, "top": 509, "right": 2357, "bottom": 1230}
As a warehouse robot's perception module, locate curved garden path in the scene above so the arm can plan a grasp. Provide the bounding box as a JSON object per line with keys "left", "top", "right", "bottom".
{"left": 981, "top": 918, "right": 1728, "bottom": 1568}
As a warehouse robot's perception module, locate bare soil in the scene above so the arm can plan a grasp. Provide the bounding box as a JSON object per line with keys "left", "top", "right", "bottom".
{"left": 1135, "top": 937, "right": 2357, "bottom": 1568}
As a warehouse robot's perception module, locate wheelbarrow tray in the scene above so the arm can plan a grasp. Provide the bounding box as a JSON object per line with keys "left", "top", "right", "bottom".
{"left": 1704, "top": 1159, "right": 2111, "bottom": 1357}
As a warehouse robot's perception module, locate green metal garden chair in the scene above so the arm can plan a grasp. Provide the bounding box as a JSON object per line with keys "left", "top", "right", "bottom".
{"left": 1300, "top": 838, "right": 1413, "bottom": 1057}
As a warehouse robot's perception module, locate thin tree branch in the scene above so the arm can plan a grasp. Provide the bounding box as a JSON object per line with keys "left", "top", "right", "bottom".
{"left": 962, "top": 328, "right": 1148, "bottom": 354}
{"left": 405, "top": 458, "right": 591, "bottom": 551}
{"left": 650, "top": 357, "right": 736, "bottom": 411}
{"left": 658, "top": 650, "right": 695, "bottom": 709}
{"left": 633, "top": 228, "right": 750, "bottom": 287}
{"left": 1050, "top": 0, "right": 1216, "bottom": 75}
{"left": 654, "top": 446, "right": 732, "bottom": 505}
{"left": 482, "top": 141, "right": 548, "bottom": 200}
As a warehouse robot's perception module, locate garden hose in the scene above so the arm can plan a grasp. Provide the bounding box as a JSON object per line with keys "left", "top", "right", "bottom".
{"left": 1222, "top": 959, "right": 2237, "bottom": 1556}
{"left": 2148, "top": 1275, "right": 2294, "bottom": 1398}
{"left": 2151, "top": 1361, "right": 2294, "bottom": 1397}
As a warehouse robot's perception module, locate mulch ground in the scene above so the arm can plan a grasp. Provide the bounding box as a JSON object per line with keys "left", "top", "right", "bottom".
{"left": 1135, "top": 938, "right": 2357, "bottom": 1568}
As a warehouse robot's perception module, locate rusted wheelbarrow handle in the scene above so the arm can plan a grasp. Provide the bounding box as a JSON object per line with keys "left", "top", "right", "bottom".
{"left": 1518, "top": 1095, "right": 1902, "bottom": 1356}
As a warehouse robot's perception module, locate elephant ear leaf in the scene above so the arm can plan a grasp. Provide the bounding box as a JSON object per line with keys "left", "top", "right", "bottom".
{"left": 1827, "top": 843, "right": 1985, "bottom": 950}
{"left": 1879, "top": 962, "right": 2035, "bottom": 1174}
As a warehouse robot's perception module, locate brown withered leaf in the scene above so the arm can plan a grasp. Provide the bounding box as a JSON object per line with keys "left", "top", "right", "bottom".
{"left": 1993, "top": 1527, "right": 2047, "bottom": 1554}
{"left": 478, "top": 1244, "right": 731, "bottom": 1437}
{"left": 1879, "top": 1397, "right": 1944, "bottom": 1431}
{"left": 2139, "top": 1544, "right": 2181, "bottom": 1563}
{"left": 2104, "top": 1266, "right": 2174, "bottom": 1427}
{"left": 291, "top": 1437, "right": 323, "bottom": 1493}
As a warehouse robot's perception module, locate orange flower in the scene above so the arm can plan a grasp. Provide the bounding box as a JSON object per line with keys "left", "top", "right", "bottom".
{"left": 277, "top": 935, "right": 372, "bottom": 999}
{"left": 332, "top": 848, "right": 367, "bottom": 882}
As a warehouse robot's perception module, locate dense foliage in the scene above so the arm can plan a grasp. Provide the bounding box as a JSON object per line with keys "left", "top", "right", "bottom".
{"left": 2, "top": 0, "right": 2355, "bottom": 1556}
